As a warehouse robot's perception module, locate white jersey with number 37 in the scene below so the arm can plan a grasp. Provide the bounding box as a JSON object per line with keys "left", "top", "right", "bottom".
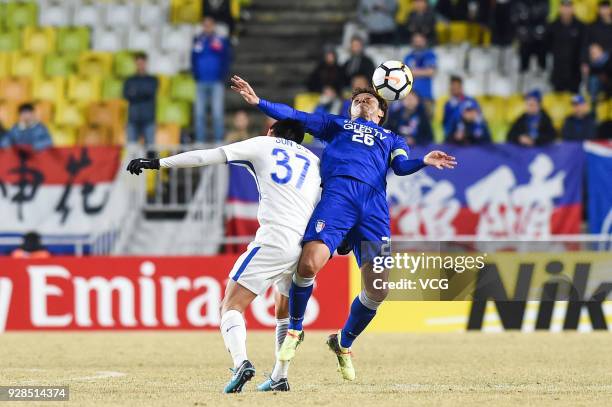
{"left": 221, "top": 136, "right": 321, "bottom": 247}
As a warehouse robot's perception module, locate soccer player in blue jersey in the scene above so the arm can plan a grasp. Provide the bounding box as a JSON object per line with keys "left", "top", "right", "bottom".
{"left": 231, "top": 75, "right": 456, "bottom": 381}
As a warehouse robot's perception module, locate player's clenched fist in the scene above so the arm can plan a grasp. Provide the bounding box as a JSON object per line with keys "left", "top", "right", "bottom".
{"left": 126, "top": 157, "right": 160, "bottom": 175}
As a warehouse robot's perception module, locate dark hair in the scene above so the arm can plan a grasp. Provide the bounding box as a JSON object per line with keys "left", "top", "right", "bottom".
{"left": 18, "top": 103, "right": 34, "bottom": 114}
{"left": 134, "top": 52, "right": 147, "bottom": 61}
{"left": 450, "top": 75, "right": 463, "bottom": 84}
{"left": 350, "top": 35, "right": 365, "bottom": 44}
{"left": 270, "top": 119, "right": 305, "bottom": 144}
{"left": 323, "top": 48, "right": 337, "bottom": 63}
{"left": 21, "top": 231, "right": 43, "bottom": 252}
{"left": 351, "top": 87, "right": 389, "bottom": 125}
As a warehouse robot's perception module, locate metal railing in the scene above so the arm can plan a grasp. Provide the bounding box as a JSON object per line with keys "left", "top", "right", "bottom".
{"left": 118, "top": 144, "right": 228, "bottom": 255}
{"left": 0, "top": 235, "right": 91, "bottom": 256}
{"left": 133, "top": 144, "right": 222, "bottom": 212}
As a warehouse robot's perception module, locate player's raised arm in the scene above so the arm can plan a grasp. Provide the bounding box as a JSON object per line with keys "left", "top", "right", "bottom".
{"left": 126, "top": 148, "right": 227, "bottom": 175}
{"left": 231, "top": 75, "right": 333, "bottom": 140}
{"left": 390, "top": 150, "right": 456, "bottom": 176}
{"left": 423, "top": 151, "right": 457, "bottom": 170}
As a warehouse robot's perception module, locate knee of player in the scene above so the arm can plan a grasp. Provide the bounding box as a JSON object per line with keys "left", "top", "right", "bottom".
{"left": 364, "top": 285, "right": 389, "bottom": 303}
{"left": 221, "top": 299, "right": 245, "bottom": 315}
{"left": 297, "top": 257, "right": 321, "bottom": 278}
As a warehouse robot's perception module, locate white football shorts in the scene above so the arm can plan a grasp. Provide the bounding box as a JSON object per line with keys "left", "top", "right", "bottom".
{"left": 228, "top": 230, "right": 302, "bottom": 297}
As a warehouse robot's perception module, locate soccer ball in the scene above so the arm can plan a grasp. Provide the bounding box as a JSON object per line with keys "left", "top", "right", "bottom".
{"left": 372, "top": 60, "right": 413, "bottom": 101}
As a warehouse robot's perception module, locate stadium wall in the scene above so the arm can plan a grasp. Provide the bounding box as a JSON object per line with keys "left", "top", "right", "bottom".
{"left": 349, "top": 252, "right": 612, "bottom": 333}
{"left": 1, "top": 252, "right": 611, "bottom": 333}
{"left": 0, "top": 256, "right": 349, "bottom": 332}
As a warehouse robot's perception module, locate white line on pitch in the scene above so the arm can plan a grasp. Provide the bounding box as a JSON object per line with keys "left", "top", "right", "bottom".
{"left": 68, "top": 371, "right": 127, "bottom": 381}
{"left": 18, "top": 370, "right": 127, "bottom": 384}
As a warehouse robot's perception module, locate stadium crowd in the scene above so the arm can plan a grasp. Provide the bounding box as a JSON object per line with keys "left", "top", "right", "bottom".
{"left": 0, "top": 0, "right": 243, "bottom": 150}
{"left": 0, "top": 0, "right": 610, "bottom": 151}
{"left": 307, "top": 0, "right": 611, "bottom": 146}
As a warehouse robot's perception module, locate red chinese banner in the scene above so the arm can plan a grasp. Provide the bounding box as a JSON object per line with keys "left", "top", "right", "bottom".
{"left": 0, "top": 147, "right": 121, "bottom": 235}
{"left": 0, "top": 256, "right": 349, "bottom": 332}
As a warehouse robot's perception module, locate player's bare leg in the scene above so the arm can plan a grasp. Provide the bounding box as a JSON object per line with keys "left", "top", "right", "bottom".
{"left": 328, "top": 262, "right": 390, "bottom": 381}
{"left": 258, "top": 291, "right": 292, "bottom": 391}
{"left": 219, "top": 280, "right": 257, "bottom": 393}
{"left": 278, "top": 241, "right": 330, "bottom": 361}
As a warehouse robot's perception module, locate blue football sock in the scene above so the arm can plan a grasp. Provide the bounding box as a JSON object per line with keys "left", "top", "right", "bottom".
{"left": 340, "top": 293, "right": 379, "bottom": 348}
{"left": 288, "top": 275, "right": 314, "bottom": 331}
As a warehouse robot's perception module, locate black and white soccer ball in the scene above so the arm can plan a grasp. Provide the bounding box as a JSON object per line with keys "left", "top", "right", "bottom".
{"left": 372, "top": 60, "right": 413, "bottom": 101}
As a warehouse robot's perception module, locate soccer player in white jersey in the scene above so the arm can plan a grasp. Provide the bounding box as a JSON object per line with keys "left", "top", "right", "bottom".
{"left": 126, "top": 120, "right": 321, "bottom": 393}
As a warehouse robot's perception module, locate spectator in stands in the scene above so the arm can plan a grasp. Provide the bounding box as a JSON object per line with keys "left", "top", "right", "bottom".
{"left": 490, "top": 0, "right": 514, "bottom": 47}
{"left": 403, "top": 32, "right": 437, "bottom": 114}
{"left": 597, "top": 120, "right": 612, "bottom": 139}
{"left": 435, "top": 0, "right": 469, "bottom": 21}
{"left": 387, "top": 91, "right": 433, "bottom": 146}
{"left": 562, "top": 95, "right": 597, "bottom": 141}
{"left": 357, "top": 0, "right": 398, "bottom": 44}
{"left": 584, "top": 1, "right": 612, "bottom": 55}
{"left": 339, "top": 75, "right": 372, "bottom": 116}
{"left": 192, "top": 16, "right": 232, "bottom": 143}
{"left": 202, "top": 0, "right": 235, "bottom": 38}
{"left": 343, "top": 36, "right": 376, "bottom": 87}
{"left": 587, "top": 43, "right": 612, "bottom": 110}
{"left": 400, "top": 0, "right": 436, "bottom": 45}
{"left": 11, "top": 232, "right": 50, "bottom": 259}
{"left": 512, "top": 0, "right": 549, "bottom": 73}
{"left": 442, "top": 75, "right": 479, "bottom": 137}
{"left": 548, "top": 0, "right": 584, "bottom": 93}
{"left": 314, "top": 85, "right": 347, "bottom": 117}
{"left": 0, "top": 103, "right": 52, "bottom": 151}
{"left": 446, "top": 100, "right": 491, "bottom": 145}
{"left": 507, "top": 90, "right": 556, "bottom": 146}
{"left": 123, "top": 53, "right": 158, "bottom": 146}
{"left": 226, "top": 110, "right": 250, "bottom": 143}
{"left": 350, "top": 74, "right": 370, "bottom": 90}
{"left": 306, "top": 48, "right": 346, "bottom": 93}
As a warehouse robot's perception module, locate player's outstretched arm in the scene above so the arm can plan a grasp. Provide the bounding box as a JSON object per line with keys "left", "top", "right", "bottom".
{"left": 391, "top": 150, "right": 456, "bottom": 176}
{"left": 126, "top": 148, "right": 227, "bottom": 175}
{"left": 423, "top": 150, "right": 456, "bottom": 170}
{"left": 230, "top": 75, "right": 332, "bottom": 139}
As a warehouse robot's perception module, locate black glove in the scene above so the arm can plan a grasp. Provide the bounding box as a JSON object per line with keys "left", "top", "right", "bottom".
{"left": 126, "top": 157, "right": 160, "bottom": 175}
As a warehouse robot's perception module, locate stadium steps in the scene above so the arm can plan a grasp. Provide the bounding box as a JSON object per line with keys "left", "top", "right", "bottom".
{"left": 248, "top": 0, "right": 357, "bottom": 12}
{"left": 252, "top": 11, "right": 347, "bottom": 24}
{"left": 228, "top": 0, "right": 357, "bottom": 123}
{"left": 242, "top": 23, "right": 343, "bottom": 38}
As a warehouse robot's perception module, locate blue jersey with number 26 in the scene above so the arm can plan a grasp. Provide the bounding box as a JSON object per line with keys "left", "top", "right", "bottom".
{"left": 258, "top": 99, "right": 411, "bottom": 195}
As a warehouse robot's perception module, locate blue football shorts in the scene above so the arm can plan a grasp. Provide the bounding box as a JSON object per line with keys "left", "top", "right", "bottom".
{"left": 302, "top": 176, "right": 390, "bottom": 267}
